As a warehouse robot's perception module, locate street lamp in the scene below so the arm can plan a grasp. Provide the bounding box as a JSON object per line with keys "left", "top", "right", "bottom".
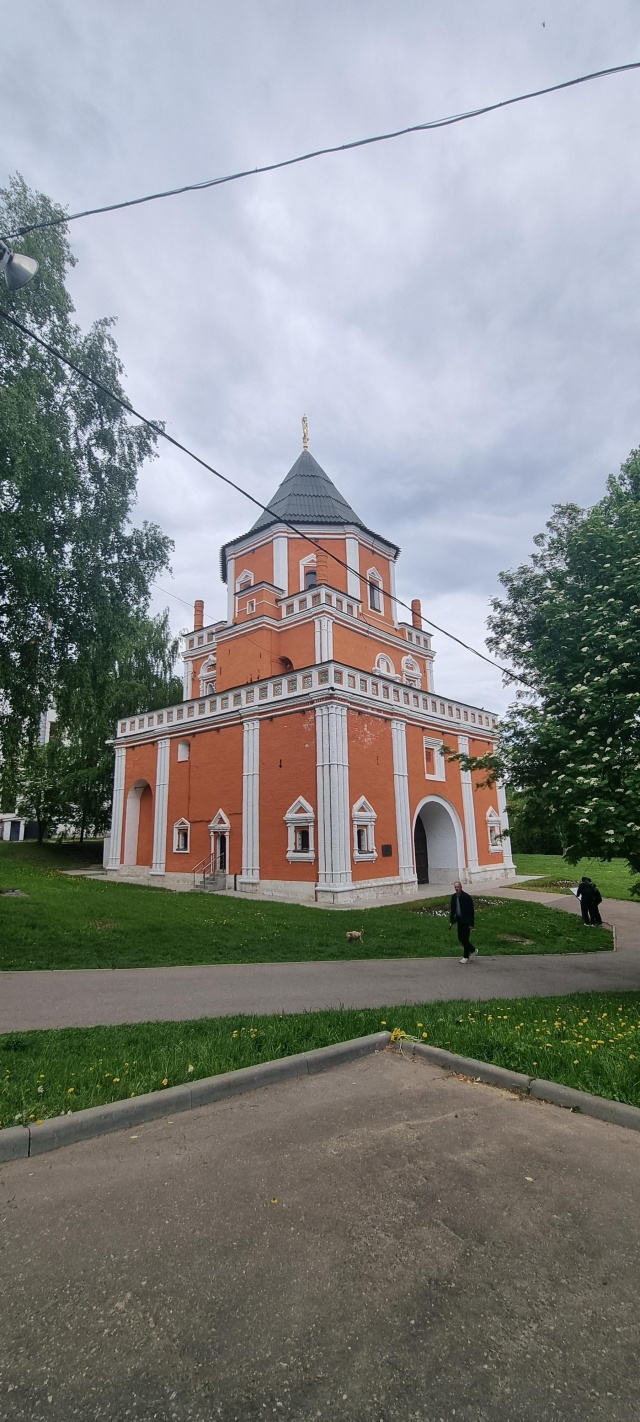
{"left": 0, "top": 240, "right": 39, "bottom": 291}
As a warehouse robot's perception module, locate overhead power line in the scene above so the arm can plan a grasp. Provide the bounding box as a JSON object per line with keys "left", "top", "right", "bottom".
{"left": 4, "top": 61, "right": 640, "bottom": 239}
{"left": 0, "top": 304, "right": 526, "bottom": 686}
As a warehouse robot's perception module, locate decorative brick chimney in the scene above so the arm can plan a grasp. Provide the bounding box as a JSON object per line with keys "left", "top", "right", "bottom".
{"left": 411, "top": 599, "right": 422, "bottom": 629}
{"left": 316, "top": 548, "right": 329, "bottom": 585}
{"left": 194, "top": 599, "right": 204, "bottom": 631}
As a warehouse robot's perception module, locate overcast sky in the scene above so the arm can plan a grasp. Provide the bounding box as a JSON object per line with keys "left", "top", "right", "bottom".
{"left": 4, "top": 2, "right": 640, "bottom": 712}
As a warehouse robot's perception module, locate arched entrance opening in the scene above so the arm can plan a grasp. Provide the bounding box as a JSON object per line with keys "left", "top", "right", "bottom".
{"left": 123, "top": 780, "right": 154, "bottom": 866}
{"left": 208, "top": 810, "right": 231, "bottom": 874}
{"left": 413, "top": 797, "right": 465, "bottom": 885}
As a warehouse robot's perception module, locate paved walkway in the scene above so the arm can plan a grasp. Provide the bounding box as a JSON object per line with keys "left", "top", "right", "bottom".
{"left": 3, "top": 1053, "right": 639, "bottom": 1420}
{"left": 2, "top": 891, "right": 639, "bottom": 1032}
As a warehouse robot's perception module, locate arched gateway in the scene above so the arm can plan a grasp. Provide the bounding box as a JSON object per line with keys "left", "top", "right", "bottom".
{"left": 413, "top": 796, "right": 465, "bottom": 885}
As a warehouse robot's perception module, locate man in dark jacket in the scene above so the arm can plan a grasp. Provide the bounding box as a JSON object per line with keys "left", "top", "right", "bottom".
{"left": 450, "top": 880, "right": 478, "bottom": 962}
{"left": 576, "top": 876, "right": 603, "bottom": 925}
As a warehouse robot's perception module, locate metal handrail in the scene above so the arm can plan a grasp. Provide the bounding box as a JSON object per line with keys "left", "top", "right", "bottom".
{"left": 192, "top": 853, "right": 214, "bottom": 890}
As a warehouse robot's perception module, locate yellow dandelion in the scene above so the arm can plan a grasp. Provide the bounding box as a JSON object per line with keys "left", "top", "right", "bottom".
{"left": 187, "top": 1065, "right": 194, "bottom": 1072}
{"left": 67, "top": 1087, "right": 74, "bottom": 1093}
{"left": 422, "top": 1032, "right": 428, "bottom": 1039}
{"left": 162, "top": 1078, "right": 168, "bottom": 1086}
{"left": 417, "top": 1022, "right": 423, "bottom": 1028}
{"left": 113, "top": 1077, "right": 120, "bottom": 1084}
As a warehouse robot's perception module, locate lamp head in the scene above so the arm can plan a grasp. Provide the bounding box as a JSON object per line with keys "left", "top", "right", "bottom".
{"left": 0, "top": 240, "right": 39, "bottom": 291}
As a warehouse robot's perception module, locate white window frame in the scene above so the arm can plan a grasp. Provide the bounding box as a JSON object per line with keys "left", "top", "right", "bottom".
{"left": 173, "top": 818, "right": 190, "bottom": 853}
{"left": 177, "top": 740, "right": 190, "bottom": 763}
{"left": 424, "top": 737, "right": 446, "bottom": 782}
{"left": 374, "top": 652, "right": 396, "bottom": 678}
{"left": 199, "top": 656, "right": 217, "bottom": 696}
{"left": 208, "top": 810, "right": 230, "bottom": 872}
{"left": 352, "top": 796, "right": 377, "bottom": 862}
{"left": 284, "top": 796, "right": 315, "bottom": 862}
{"left": 235, "top": 569, "right": 254, "bottom": 592}
{"left": 367, "top": 569, "right": 384, "bottom": 615}
{"left": 299, "top": 554, "right": 317, "bottom": 592}
{"left": 487, "top": 808, "right": 502, "bottom": 853}
{"left": 246, "top": 598, "right": 256, "bottom": 615}
{"left": 402, "top": 655, "right": 422, "bottom": 689}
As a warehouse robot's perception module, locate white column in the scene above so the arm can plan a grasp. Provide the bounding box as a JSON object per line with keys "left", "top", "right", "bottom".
{"left": 314, "top": 615, "right": 334, "bottom": 664}
{"left": 273, "top": 535, "right": 288, "bottom": 593}
{"left": 345, "top": 536, "right": 361, "bottom": 600}
{"left": 391, "top": 719, "right": 415, "bottom": 881}
{"left": 315, "top": 701, "right": 352, "bottom": 889}
{"left": 226, "top": 556, "right": 235, "bottom": 624}
{"left": 458, "top": 735, "right": 478, "bottom": 873}
{"left": 106, "top": 746, "right": 126, "bottom": 871}
{"left": 240, "top": 718, "right": 260, "bottom": 884}
{"left": 151, "top": 737, "right": 170, "bottom": 875}
{"left": 496, "top": 781, "right": 515, "bottom": 869}
{"left": 182, "top": 659, "right": 192, "bottom": 700}
{"left": 389, "top": 557, "right": 399, "bottom": 627}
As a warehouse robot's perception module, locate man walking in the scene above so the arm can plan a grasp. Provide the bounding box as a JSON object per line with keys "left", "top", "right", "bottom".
{"left": 576, "top": 876, "right": 603, "bottom": 925}
{"left": 450, "top": 880, "right": 478, "bottom": 962}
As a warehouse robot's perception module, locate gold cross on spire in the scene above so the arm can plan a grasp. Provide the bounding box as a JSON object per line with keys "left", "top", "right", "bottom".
{"left": 302, "top": 414, "right": 309, "bottom": 451}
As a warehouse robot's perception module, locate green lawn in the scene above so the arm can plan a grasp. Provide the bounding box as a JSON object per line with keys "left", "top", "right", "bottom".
{"left": 0, "top": 841, "right": 612, "bottom": 970}
{"left": 3, "top": 992, "right": 639, "bottom": 1131}
{"left": 514, "top": 853, "right": 636, "bottom": 899}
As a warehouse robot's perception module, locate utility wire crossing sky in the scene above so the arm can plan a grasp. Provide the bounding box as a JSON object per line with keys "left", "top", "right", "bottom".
{"left": 4, "top": 61, "right": 639, "bottom": 240}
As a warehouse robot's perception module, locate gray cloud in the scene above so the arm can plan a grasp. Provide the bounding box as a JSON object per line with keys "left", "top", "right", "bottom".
{"left": 4, "top": 0, "right": 640, "bottom": 714}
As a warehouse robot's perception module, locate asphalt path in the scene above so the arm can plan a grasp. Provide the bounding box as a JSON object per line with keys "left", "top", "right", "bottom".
{"left": 2, "top": 891, "right": 639, "bottom": 1032}
{"left": 2, "top": 1051, "right": 639, "bottom": 1420}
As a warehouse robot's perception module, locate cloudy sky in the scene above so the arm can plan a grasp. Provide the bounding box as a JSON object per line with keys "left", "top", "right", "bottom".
{"left": 4, "top": 2, "right": 640, "bottom": 711}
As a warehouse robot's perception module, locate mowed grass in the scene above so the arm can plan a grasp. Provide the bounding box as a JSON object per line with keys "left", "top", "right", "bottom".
{"left": 3, "top": 991, "right": 639, "bottom": 1130}
{"left": 0, "top": 842, "right": 612, "bottom": 970}
{"left": 514, "top": 854, "right": 636, "bottom": 900}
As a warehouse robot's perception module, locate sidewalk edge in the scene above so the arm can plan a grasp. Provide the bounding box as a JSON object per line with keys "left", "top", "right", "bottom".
{"left": 0, "top": 1032, "right": 391, "bottom": 1162}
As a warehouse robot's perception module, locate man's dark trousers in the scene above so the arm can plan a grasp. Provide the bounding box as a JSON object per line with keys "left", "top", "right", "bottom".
{"left": 456, "top": 922, "right": 476, "bottom": 958}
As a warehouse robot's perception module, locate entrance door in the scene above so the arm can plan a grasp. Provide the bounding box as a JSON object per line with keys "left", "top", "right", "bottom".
{"left": 218, "top": 834, "right": 227, "bottom": 872}
{"left": 414, "top": 816, "right": 429, "bottom": 884}
{"left": 9, "top": 820, "right": 21, "bottom": 842}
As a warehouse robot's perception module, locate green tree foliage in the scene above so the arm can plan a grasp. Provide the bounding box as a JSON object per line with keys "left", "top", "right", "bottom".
{"left": 479, "top": 448, "right": 640, "bottom": 875}
{"left": 0, "top": 176, "right": 180, "bottom": 825}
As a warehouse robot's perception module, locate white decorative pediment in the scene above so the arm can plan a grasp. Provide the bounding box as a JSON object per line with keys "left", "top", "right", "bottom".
{"left": 352, "top": 796, "right": 376, "bottom": 822}
{"left": 209, "top": 809, "right": 231, "bottom": 832}
{"left": 284, "top": 796, "right": 315, "bottom": 824}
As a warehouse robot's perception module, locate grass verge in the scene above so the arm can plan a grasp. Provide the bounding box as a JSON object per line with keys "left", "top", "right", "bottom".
{"left": 2, "top": 992, "right": 639, "bottom": 1130}
{"left": 0, "top": 842, "right": 612, "bottom": 969}
{"left": 514, "top": 854, "right": 635, "bottom": 899}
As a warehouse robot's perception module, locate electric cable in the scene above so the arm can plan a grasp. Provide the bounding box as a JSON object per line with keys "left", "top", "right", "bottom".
{"left": 0, "top": 304, "right": 526, "bottom": 686}
{"left": 4, "top": 62, "right": 639, "bottom": 240}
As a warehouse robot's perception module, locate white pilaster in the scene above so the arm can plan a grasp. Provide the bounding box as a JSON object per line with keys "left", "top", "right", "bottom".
{"left": 151, "top": 737, "right": 170, "bottom": 875}
{"left": 106, "top": 746, "right": 126, "bottom": 871}
{"left": 315, "top": 701, "right": 352, "bottom": 888}
{"left": 458, "top": 735, "right": 478, "bottom": 873}
{"left": 182, "top": 659, "right": 192, "bottom": 700}
{"left": 389, "top": 557, "right": 399, "bottom": 627}
{"left": 391, "top": 718, "right": 415, "bottom": 881}
{"left": 240, "top": 718, "right": 260, "bottom": 884}
{"left": 226, "top": 556, "right": 235, "bottom": 624}
{"left": 273, "top": 535, "right": 288, "bottom": 594}
{"left": 345, "top": 536, "right": 361, "bottom": 600}
{"left": 496, "top": 781, "right": 514, "bottom": 869}
{"left": 314, "top": 615, "right": 334, "bottom": 664}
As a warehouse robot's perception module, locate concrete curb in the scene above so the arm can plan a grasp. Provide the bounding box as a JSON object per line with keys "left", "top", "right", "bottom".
{"left": 395, "top": 1040, "right": 640, "bottom": 1133}
{"left": 0, "top": 1032, "right": 390, "bottom": 1163}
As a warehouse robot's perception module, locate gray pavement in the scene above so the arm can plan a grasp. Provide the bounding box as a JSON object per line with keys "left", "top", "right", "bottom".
{"left": 1, "top": 1050, "right": 639, "bottom": 1421}
{"left": 1, "top": 892, "right": 639, "bottom": 1032}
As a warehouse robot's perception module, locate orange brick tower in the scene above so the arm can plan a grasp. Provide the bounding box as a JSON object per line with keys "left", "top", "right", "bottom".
{"left": 106, "top": 426, "right": 514, "bottom": 901}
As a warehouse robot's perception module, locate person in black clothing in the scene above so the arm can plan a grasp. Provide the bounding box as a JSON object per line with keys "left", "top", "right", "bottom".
{"left": 576, "top": 876, "right": 603, "bottom": 925}
{"left": 449, "top": 880, "right": 478, "bottom": 962}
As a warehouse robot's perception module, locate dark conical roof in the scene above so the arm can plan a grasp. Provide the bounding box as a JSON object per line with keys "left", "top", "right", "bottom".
{"left": 220, "top": 446, "right": 399, "bottom": 580}
{"left": 248, "top": 449, "right": 366, "bottom": 532}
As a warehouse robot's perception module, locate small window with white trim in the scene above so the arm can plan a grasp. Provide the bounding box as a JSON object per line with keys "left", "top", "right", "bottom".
{"left": 424, "top": 737, "right": 446, "bottom": 782}
{"left": 367, "top": 569, "right": 384, "bottom": 614}
{"left": 246, "top": 598, "right": 256, "bottom": 614}
{"left": 352, "top": 796, "right": 377, "bottom": 861}
{"left": 285, "top": 797, "right": 315, "bottom": 862}
{"left": 487, "top": 808, "right": 502, "bottom": 853}
{"left": 236, "top": 569, "right": 253, "bottom": 592}
{"left": 177, "top": 740, "right": 190, "bottom": 762}
{"left": 173, "top": 818, "right": 190, "bottom": 853}
{"left": 402, "top": 655, "right": 422, "bottom": 688}
{"left": 300, "top": 554, "right": 317, "bottom": 591}
{"left": 374, "top": 653, "right": 395, "bottom": 677}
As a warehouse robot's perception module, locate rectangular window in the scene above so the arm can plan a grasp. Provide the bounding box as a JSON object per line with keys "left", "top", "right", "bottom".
{"left": 369, "top": 581, "right": 381, "bottom": 611}
{"left": 294, "top": 827, "right": 310, "bottom": 854}
{"left": 356, "top": 827, "right": 367, "bottom": 855}
{"left": 305, "top": 568, "right": 317, "bottom": 590}
{"left": 424, "top": 737, "right": 446, "bottom": 782}
{"left": 177, "top": 829, "right": 188, "bottom": 852}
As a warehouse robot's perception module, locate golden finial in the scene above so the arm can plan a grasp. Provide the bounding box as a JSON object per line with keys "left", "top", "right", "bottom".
{"left": 302, "top": 413, "right": 309, "bottom": 451}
